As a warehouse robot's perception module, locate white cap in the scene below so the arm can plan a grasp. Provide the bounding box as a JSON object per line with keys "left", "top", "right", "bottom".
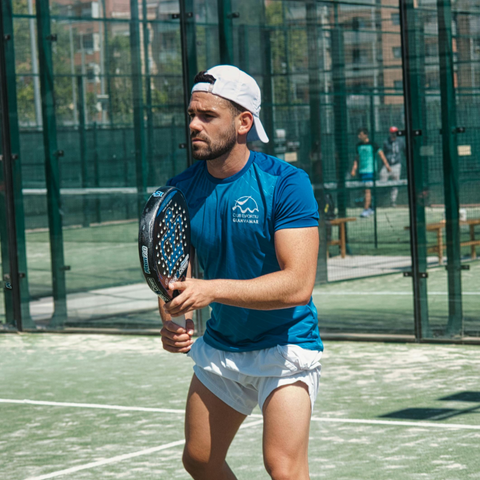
{"left": 191, "top": 65, "right": 269, "bottom": 143}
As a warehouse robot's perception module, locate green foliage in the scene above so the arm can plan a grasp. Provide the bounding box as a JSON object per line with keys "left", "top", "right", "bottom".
{"left": 108, "top": 33, "right": 133, "bottom": 123}
{"left": 266, "top": 1, "right": 283, "bottom": 25}
{"left": 265, "top": 2, "right": 308, "bottom": 105}
{"left": 12, "top": 3, "right": 35, "bottom": 123}
{"left": 12, "top": 0, "right": 28, "bottom": 15}
{"left": 16, "top": 79, "right": 36, "bottom": 125}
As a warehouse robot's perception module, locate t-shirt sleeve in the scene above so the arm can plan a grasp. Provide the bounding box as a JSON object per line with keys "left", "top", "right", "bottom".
{"left": 373, "top": 142, "right": 380, "bottom": 152}
{"left": 273, "top": 168, "right": 319, "bottom": 231}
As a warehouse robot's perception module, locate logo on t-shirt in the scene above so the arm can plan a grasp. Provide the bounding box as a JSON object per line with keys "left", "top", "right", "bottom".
{"left": 232, "top": 196, "right": 259, "bottom": 224}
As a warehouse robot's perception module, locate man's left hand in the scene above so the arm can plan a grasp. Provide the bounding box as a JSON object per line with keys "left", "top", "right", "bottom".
{"left": 165, "top": 278, "right": 214, "bottom": 317}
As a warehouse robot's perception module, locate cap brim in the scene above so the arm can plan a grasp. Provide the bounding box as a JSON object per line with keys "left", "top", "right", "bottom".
{"left": 247, "top": 116, "right": 269, "bottom": 143}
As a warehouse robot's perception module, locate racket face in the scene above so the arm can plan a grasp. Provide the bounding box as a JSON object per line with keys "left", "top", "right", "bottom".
{"left": 139, "top": 186, "right": 191, "bottom": 302}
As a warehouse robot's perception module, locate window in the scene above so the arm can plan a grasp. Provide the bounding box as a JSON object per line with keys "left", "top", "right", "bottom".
{"left": 86, "top": 63, "right": 100, "bottom": 83}
{"left": 81, "top": 34, "right": 94, "bottom": 51}
{"left": 352, "top": 17, "right": 365, "bottom": 30}
{"left": 391, "top": 13, "right": 400, "bottom": 26}
{"left": 352, "top": 48, "right": 361, "bottom": 63}
{"left": 425, "top": 43, "right": 438, "bottom": 57}
{"left": 392, "top": 47, "right": 402, "bottom": 59}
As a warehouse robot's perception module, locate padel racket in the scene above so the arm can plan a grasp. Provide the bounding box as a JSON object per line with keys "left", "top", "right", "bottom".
{"left": 139, "top": 186, "right": 191, "bottom": 328}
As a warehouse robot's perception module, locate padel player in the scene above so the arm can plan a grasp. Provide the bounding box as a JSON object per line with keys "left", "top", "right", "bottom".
{"left": 379, "top": 126, "right": 406, "bottom": 207}
{"left": 159, "top": 65, "right": 322, "bottom": 480}
{"left": 350, "top": 127, "right": 391, "bottom": 218}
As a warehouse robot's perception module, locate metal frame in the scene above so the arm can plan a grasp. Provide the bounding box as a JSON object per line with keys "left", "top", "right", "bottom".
{"left": 0, "top": 4, "right": 22, "bottom": 329}
{"left": 35, "top": 0, "right": 68, "bottom": 326}
{"left": 307, "top": 2, "right": 328, "bottom": 284}
{"left": 399, "top": 0, "right": 431, "bottom": 340}
{"left": 437, "top": 0, "right": 463, "bottom": 337}
{"left": 1, "top": 0, "right": 34, "bottom": 330}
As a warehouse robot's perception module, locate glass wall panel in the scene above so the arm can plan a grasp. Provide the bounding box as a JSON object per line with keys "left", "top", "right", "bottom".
{"left": 13, "top": 0, "right": 189, "bottom": 330}
{"left": 0, "top": 167, "right": 8, "bottom": 327}
{"left": 454, "top": 4, "right": 480, "bottom": 338}
{"left": 408, "top": 0, "right": 480, "bottom": 339}
{"left": 288, "top": 0, "right": 415, "bottom": 336}
{"left": 1, "top": 0, "right": 477, "bottom": 340}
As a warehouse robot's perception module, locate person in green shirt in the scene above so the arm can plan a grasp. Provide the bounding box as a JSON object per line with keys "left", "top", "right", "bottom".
{"left": 351, "top": 127, "right": 391, "bottom": 218}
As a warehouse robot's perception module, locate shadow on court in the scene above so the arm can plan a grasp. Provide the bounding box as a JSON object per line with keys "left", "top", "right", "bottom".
{"left": 380, "top": 390, "right": 480, "bottom": 421}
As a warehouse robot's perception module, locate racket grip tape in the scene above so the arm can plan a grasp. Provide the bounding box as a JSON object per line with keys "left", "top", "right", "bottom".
{"left": 166, "top": 290, "right": 186, "bottom": 328}
{"left": 171, "top": 314, "right": 187, "bottom": 329}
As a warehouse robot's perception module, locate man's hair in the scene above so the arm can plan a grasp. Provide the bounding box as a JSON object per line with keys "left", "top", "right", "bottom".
{"left": 193, "top": 71, "right": 216, "bottom": 85}
{"left": 357, "top": 127, "right": 369, "bottom": 135}
{"left": 193, "top": 70, "right": 248, "bottom": 118}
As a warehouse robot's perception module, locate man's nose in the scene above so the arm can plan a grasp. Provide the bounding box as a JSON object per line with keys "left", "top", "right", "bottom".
{"left": 189, "top": 116, "right": 202, "bottom": 133}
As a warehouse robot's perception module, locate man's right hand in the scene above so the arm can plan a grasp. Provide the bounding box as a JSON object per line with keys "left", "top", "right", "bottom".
{"left": 160, "top": 319, "right": 195, "bottom": 353}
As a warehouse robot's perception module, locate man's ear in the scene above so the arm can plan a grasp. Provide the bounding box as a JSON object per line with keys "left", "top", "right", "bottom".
{"left": 237, "top": 111, "right": 254, "bottom": 136}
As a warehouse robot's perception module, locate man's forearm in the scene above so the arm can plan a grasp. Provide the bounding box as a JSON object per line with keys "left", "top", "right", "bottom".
{"left": 380, "top": 152, "right": 390, "bottom": 168}
{"left": 192, "top": 269, "right": 314, "bottom": 311}
{"left": 165, "top": 227, "right": 319, "bottom": 316}
{"left": 219, "top": 275, "right": 312, "bottom": 309}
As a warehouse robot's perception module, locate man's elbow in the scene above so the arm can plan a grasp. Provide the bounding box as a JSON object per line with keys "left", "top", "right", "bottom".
{"left": 298, "top": 293, "right": 313, "bottom": 306}
{"left": 288, "top": 286, "right": 314, "bottom": 307}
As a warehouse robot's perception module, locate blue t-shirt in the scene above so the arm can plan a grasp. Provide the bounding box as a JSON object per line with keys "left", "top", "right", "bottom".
{"left": 167, "top": 151, "right": 323, "bottom": 353}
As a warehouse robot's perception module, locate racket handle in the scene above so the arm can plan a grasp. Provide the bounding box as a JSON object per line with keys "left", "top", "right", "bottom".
{"left": 171, "top": 314, "right": 186, "bottom": 329}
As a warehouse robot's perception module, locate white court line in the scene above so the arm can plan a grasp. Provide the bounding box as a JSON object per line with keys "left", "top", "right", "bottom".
{"left": 310, "top": 417, "right": 480, "bottom": 430}
{"left": 314, "top": 292, "right": 479, "bottom": 295}
{"left": 23, "top": 440, "right": 186, "bottom": 480}
{"left": 0, "top": 398, "right": 184, "bottom": 414}
{"left": 2, "top": 398, "right": 478, "bottom": 431}
{"left": 23, "top": 419, "right": 264, "bottom": 480}
{"left": 5, "top": 398, "right": 477, "bottom": 480}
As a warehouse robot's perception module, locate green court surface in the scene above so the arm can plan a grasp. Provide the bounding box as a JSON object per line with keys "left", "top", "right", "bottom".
{"left": 314, "top": 260, "right": 480, "bottom": 337}
{"left": 21, "top": 205, "right": 480, "bottom": 298}
{"left": 25, "top": 221, "right": 143, "bottom": 299}
{"left": 1, "top": 334, "right": 480, "bottom": 479}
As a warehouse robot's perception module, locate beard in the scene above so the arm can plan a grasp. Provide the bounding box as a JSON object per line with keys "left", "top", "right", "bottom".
{"left": 191, "top": 122, "right": 237, "bottom": 161}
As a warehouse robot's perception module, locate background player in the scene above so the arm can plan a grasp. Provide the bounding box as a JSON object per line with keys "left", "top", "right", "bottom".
{"left": 351, "top": 127, "right": 391, "bottom": 218}
{"left": 379, "top": 126, "right": 406, "bottom": 207}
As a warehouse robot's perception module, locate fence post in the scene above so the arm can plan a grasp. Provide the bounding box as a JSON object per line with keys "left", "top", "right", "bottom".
{"left": 1, "top": 0, "right": 35, "bottom": 329}
{"left": 142, "top": 0, "right": 154, "bottom": 182}
{"left": 307, "top": 2, "right": 328, "bottom": 284}
{"left": 129, "top": 0, "right": 148, "bottom": 216}
{"left": 437, "top": 0, "right": 463, "bottom": 336}
{"left": 218, "top": 0, "right": 234, "bottom": 65}
{"left": 331, "top": 4, "right": 348, "bottom": 220}
{"left": 399, "top": 0, "right": 431, "bottom": 339}
{"left": 36, "top": 0, "right": 68, "bottom": 327}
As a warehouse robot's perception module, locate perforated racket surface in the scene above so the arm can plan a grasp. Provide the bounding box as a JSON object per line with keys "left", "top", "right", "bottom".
{"left": 139, "top": 186, "right": 191, "bottom": 327}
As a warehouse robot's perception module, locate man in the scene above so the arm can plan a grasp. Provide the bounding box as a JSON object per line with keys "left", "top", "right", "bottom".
{"left": 159, "top": 65, "right": 322, "bottom": 480}
{"left": 351, "top": 127, "right": 391, "bottom": 218}
{"left": 379, "top": 126, "right": 406, "bottom": 207}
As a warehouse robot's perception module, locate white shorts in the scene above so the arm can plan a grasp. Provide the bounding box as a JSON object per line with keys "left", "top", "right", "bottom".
{"left": 187, "top": 337, "right": 322, "bottom": 416}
